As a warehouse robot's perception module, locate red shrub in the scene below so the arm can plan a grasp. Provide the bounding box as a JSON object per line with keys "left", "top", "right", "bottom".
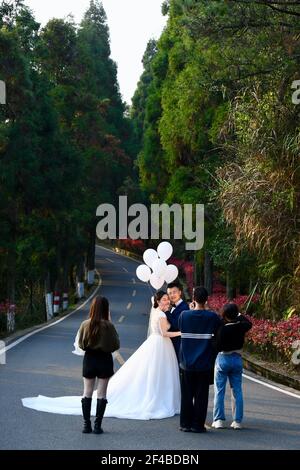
{"left": 0, "top": 300, "right": 17, "bottom": 314}
{"left": 246, "top": 316, "right": 300, "bottom": 362}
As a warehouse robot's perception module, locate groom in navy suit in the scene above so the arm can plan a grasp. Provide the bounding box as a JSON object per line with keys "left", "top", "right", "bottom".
{"left": 166, "top": 282, "right": 189, "bottom": 361}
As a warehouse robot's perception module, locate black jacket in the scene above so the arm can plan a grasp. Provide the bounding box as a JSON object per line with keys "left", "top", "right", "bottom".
{"left": 215, "top": 315, "right": 252, "bottom": 352}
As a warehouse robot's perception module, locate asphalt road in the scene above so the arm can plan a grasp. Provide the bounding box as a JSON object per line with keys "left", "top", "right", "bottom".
{"left": 0, "top": 245, "right": 300, "bottom": 450}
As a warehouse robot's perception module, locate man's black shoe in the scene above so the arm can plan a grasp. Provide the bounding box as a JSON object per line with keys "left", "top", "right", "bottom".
{"left": 179, "top": 427, "right": 192, "bottom": 432}
{"left": 190, "top": 427, "right": 207, "bottom": 433}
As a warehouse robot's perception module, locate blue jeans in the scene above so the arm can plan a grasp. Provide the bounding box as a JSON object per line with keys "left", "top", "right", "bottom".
{"left": 213, "top": 353, "right": 243, "bottom": 423}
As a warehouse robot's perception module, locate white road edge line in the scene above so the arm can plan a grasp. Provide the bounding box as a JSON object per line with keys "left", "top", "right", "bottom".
{"left": 243, "top": 373, "right": 300, "bottom": 400}
{"left": 132, "top": 290, "right": 136, "bottom": 297}
{"left": 106, "top": 258, "right": 114, "bottom": 263}
{"left": 126, "top": 303, "right": 132, "bottom": 310}
{"left": 0, "top": 270, "right": 102, "bottom": 355}
{"left": 123, "top": 267, "right": 128, "bottom": 273}
{"left": 118, "top": 316, "right": 125, "bottom": 323}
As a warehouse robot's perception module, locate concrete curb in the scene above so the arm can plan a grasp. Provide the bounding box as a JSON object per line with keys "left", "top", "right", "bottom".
{"left": 242, "top": 352, "right": 300, "bottom": 392}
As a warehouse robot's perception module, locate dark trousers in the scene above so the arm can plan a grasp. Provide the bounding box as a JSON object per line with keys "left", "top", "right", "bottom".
{"left": 180, "top": 368, "right": 211, "bottom": 430}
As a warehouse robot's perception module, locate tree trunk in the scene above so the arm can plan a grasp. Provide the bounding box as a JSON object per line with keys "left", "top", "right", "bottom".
{"left": 7, "top": 283, "right": 16, "bottom": 333}
{"left": 204, "top": 252, "right": 213, "bottom": 295}
{"left": 29, "top": 280, "right": 33, "bottom": 317}
{"left": 7, "top": 247, "right": 16, "bottom": 333}
{"left": 239, "top": 276, "right": 248, "bottom": 295}
{"left": 45, "top": 271, "right": 53, "bottom": 321}
{"left": 86, "top": 230, "right": 96, "bottom": 286}
{"left": 76, "top": 258, "right": 85, "bottom": 299}
{"left": 53, "top": 280, "right": 61, "bottom": 316}
{"left": 53, "top": 246, "right": 63, "bottom": 316}
{"left": 195, "top": 259, "right": 204, "bottom": 286}
{"left": 69, "top": 265, "right": 76, "bottom": 290}
{"left": 226, "top": 269, "right": 236, "bottom": 300}
{"left": 62, "top": 260, "right": 69, "bottom": 311}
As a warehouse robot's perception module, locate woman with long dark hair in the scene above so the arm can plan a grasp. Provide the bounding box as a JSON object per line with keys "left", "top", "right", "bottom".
{"left": 78, "top": 295, "right": 119, "bottom": 434}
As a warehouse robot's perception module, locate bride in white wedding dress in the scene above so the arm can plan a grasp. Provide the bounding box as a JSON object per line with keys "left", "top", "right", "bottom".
{"left": 22, "top": 291, "right": 181, "bottom": 420}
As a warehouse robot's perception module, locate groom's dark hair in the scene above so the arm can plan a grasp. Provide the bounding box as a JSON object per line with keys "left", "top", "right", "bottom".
{"left": 193, "top": 286, "right": 208, "bottom": 304}
{"left": 167, "top": 282, "right": 183, "bottom": 292}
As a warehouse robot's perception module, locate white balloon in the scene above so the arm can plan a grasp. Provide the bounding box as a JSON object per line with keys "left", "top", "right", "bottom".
{"left": 157, "top": 242, "right": 173, "bottom": 261}
{"left": 143, "top": 249, "right": 159, "bottom": 268}
{"left": 136, "top": 264, "right": 152, "bottom": 282}
{"left": 152, "top": 258, "right": 167, "bottom": 278}
{"left": 165, "top": 264, "right": 179, "bottom": 283}
{"left": 150, "top": 273, "right": 165, "bottom": 290}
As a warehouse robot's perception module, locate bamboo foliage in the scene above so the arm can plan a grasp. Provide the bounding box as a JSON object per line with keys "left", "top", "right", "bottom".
{"left": 219, "top": 89, "right": 300, "bottom": 317}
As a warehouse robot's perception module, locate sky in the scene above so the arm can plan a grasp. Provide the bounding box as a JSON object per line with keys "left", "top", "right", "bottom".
{"left": 25, "top": 0, "right": 167, "bottom": 104}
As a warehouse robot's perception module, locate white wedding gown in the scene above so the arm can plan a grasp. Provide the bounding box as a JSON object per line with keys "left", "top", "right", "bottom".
{"left": 22, "top": 309, "right": 180, "bottom": 420}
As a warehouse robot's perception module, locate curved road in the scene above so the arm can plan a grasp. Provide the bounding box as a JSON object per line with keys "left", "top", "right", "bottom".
{"left": 0, "top": 245, "right": 299, "bottom": 450}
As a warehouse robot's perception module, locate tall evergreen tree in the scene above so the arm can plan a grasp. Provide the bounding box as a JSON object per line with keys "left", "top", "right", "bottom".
{"left": 0, "top": 0, "right": 137, "bottom": 330}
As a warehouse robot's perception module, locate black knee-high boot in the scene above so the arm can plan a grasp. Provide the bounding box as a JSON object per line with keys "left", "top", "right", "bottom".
{"left": 81, "top": 397, "right": 92, "bottom": 434}
{"left": 93, "top": 398, "right": 107, "bottom": 434}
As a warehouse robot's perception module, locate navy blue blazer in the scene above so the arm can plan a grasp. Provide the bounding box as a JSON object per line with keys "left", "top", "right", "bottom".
{"left": 166, "top": 300, "right": 189, "bottom": 361}
{"left": 179, "top": 309, "right": 222, "bottom": 372}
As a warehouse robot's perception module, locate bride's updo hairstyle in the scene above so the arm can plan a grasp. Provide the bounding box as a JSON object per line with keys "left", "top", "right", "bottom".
{"left": 153, "top": 291, "right": 167, "bottom": 308}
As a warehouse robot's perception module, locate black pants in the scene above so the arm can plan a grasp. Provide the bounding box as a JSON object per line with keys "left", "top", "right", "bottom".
{"left": 180, "top": 368, "right": 211, "bottom": 430}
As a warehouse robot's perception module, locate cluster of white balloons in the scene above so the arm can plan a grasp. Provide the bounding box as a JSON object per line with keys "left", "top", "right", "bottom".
{"left": 136, "top": 242, "right": 179, "bottom": 290}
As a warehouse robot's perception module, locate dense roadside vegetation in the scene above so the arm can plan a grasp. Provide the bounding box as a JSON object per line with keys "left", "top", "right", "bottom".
{"left": 1, "top": 1, "right": 300, "bottom": 367}
{"left": 0, "top": 0, "right": 137, "bottom": 332}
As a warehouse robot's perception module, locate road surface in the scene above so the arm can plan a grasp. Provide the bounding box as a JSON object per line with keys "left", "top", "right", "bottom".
{"left": 0, "top": 245, "right": 299, "bottom": 450}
